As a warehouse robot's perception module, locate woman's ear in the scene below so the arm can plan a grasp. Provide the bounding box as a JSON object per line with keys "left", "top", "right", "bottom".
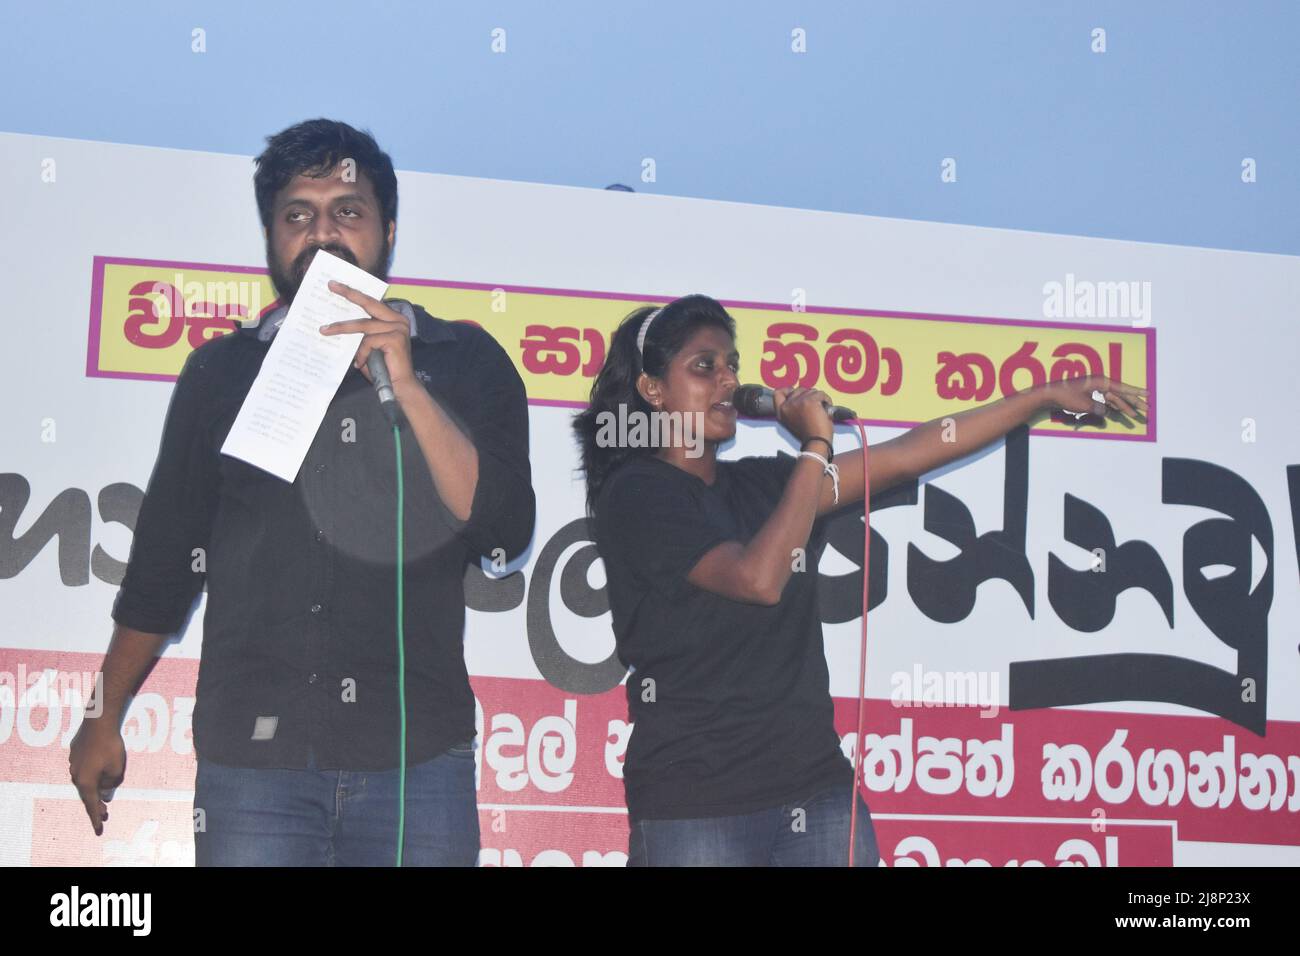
{"left": 636, "top": 371, "right": 662, "bottom": 408}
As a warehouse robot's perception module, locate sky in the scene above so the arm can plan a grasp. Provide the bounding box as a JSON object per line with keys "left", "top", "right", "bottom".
{"left": 1, "top": 0, "right": 1294, "bottom": 255}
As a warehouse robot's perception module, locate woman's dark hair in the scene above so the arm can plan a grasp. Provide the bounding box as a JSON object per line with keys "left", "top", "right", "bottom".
{"left": 573, "top": 293, "right": 736, "bottom": 515}
{"left": 253, "top": 119, "right": 398, "bottom": 233}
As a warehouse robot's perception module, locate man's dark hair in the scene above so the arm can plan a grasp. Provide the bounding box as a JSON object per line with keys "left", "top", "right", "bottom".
{"left": 253, "top": 118, "right": 398, "bottom": 232}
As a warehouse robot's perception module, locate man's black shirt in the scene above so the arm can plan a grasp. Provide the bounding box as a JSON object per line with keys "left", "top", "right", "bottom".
{"left": 111, "top": 303, "right": 535, "bottom": 770}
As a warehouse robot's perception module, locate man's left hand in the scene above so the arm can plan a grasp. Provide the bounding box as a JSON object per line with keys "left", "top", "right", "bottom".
{"left": 320, "top": 280, "right": 415, "bottom": 388}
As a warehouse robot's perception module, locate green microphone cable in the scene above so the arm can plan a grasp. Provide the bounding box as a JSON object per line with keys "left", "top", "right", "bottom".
{"left": 392, "top": 422, "right": 407, "bottom": 867}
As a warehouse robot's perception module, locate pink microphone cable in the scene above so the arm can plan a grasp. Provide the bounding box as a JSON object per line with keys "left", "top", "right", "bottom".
{"left": 847, "top": 420, "right": 871, "bottom": 867}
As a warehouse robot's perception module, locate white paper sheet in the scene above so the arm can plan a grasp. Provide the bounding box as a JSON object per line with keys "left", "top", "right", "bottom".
{"left": 219, "top": 250, "right": 389, "bottom": 482}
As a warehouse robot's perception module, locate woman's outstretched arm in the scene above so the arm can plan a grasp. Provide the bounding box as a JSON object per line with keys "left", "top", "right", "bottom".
{"left": 817, "top": 375, "right": 1149, "bottom": 513}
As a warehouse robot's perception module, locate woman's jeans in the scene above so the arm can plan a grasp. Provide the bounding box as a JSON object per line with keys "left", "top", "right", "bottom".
{"left": 193, "top": 742, "right": 480, "bottom": 866}
{"left": 628, "top": 784, "right": 881, "bottom": 867}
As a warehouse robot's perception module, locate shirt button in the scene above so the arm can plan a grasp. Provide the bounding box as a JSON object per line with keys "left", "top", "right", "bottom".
{"left": 315, "top": 530, "right": 326, "bottom": 542}
{"left": 308, "top": 673, "right": 318, "bottom": 684}
{"left": 315, "top": 463, "right": 326, "bottom": 473}
{"left": 310, "top": 603, "right": 323, "bottom": 614}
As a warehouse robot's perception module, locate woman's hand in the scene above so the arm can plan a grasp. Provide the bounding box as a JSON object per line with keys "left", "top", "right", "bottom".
{"left": 1046, "top": 376, "right": 1149, "bottom": 420}
{"left": 774, "top": 386, "right": 835, "bottom": 444}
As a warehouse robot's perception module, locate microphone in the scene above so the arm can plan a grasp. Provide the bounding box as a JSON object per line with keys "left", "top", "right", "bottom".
{"left": 366, "top": 350, "right": 403, "bottom": 426}
{"left": 733, "top": 384, "right": 858, "bottom": 423}
{"left": 250, "top": 299, "right": 407, "bottom": 425}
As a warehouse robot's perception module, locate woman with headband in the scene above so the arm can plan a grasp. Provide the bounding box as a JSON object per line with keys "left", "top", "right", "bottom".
{"left": 573, "top": 294, "right": 1147, "bottom": 866}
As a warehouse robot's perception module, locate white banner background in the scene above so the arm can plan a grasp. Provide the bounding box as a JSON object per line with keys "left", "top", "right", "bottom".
{"left": 1, "top": 132, "right": 1297, "bottom": 866}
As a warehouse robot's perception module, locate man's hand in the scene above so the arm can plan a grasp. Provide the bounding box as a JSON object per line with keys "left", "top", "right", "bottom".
{"left": 68, "top": 718, "right": 126, "bottom": 836}
{"left": 319, "top": 281, "right": 415, "bottom": 389}
{"left": 320, "top": 285, "right": 483, "bottom": 519}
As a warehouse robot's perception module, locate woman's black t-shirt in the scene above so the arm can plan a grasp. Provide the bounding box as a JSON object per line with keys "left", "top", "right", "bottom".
{"left": 594, "top": 452, "right": 854, "bottom": 820}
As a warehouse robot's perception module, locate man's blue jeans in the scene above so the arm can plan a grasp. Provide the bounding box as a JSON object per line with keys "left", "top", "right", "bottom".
{"left": 628, "top": 784, "right": 881, "bottom": 867}
{"left": 193, "top": 742, "right": 480, "bottom": 866}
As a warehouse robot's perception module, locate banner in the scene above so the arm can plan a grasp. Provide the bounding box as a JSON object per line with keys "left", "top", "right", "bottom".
{"left": 2, "top": 131, "right": 1296, "bottom": 865}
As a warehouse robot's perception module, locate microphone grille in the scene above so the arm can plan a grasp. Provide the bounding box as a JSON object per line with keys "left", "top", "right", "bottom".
{"left": 732, "top": 384, "right": 769, "bottom": 417}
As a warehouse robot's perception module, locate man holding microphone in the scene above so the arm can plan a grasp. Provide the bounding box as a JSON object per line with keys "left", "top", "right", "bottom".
{"left": 69, "top": 118, "right": 535, "bottom": 866}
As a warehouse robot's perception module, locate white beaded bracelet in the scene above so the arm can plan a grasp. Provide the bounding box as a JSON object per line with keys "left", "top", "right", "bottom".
{"left": 799, "top": 449, "right": 840, "bottom": 505}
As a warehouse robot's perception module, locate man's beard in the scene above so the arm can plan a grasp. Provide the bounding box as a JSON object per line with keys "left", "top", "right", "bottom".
{"left": 266, "top": 240, "right": 390, "bottom": 305}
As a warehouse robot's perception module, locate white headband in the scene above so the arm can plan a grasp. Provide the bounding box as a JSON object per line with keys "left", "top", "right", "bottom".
{"left": 636, "top": 307, "right": 665, "bottom": 355}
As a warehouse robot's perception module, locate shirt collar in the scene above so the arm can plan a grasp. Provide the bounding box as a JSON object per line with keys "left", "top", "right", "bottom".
{"left": 241, "top": 298, "right": 455, "bottom": 344}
